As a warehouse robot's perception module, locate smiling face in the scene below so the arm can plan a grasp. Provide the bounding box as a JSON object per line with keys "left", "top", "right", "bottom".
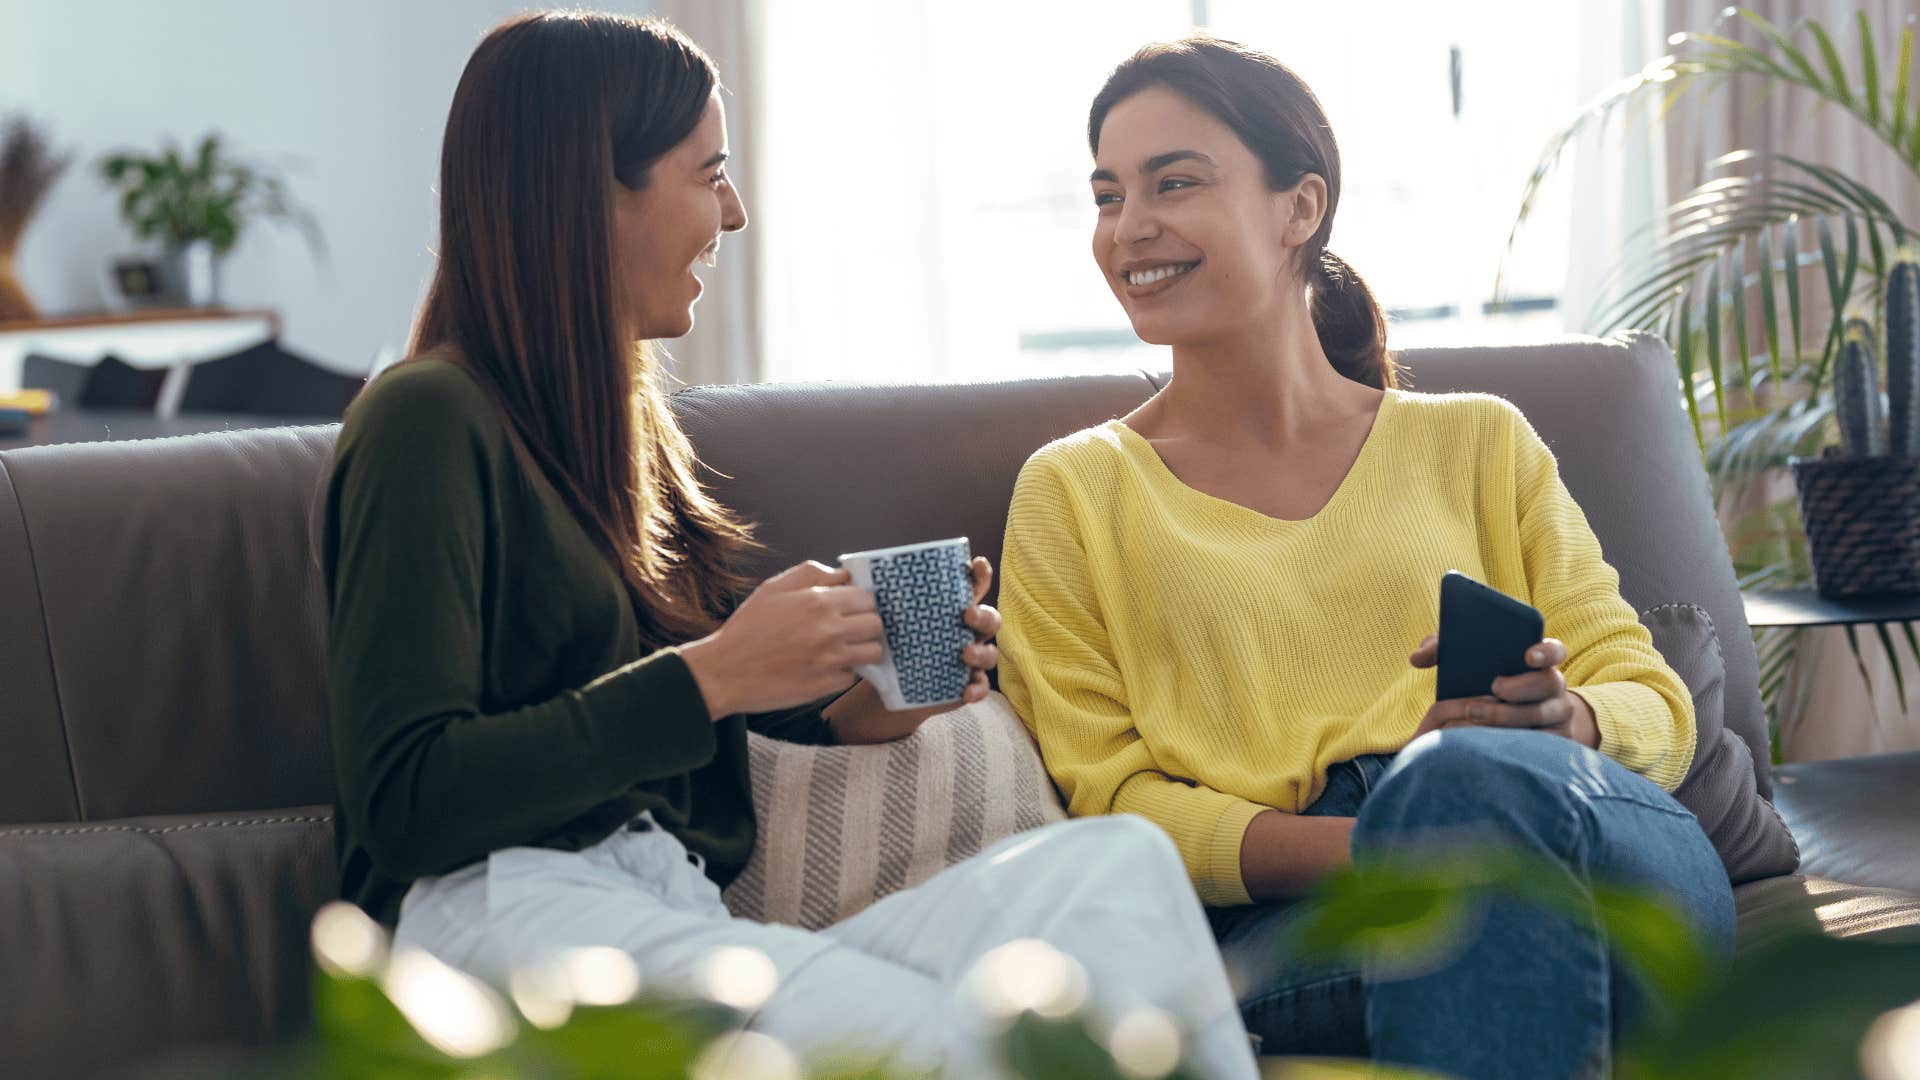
{"left": 1090, "top": 85, "right": 1325, "bottom": 348}
{"left": 611, "top": 89, "right": 749, "bottom": 340}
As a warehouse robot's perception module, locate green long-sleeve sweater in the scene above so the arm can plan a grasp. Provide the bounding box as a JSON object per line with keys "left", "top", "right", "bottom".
{"left": 322, "top": 357, "right": 830, "bottom": 926}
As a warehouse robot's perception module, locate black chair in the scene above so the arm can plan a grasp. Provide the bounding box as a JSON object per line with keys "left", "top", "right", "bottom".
{"left": 21, "top": 353, "right": 93, "bottom": 406}
{"left": 177, "top": 340, "right": 364, "bottom": 418}
{"left": 75, "top": 355, "right": 168, "bottom": 410}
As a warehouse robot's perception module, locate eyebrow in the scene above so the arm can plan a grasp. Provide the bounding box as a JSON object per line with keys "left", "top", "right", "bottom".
{"left": 1088, "top": 149, "right": 1217, "bottom": 184}
{"left": 699, "top": 150, "right": 729, "bottom": 170}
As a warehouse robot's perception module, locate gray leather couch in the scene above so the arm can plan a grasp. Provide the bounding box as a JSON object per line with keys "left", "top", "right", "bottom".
{"left": 3, "top": 335, "right": 1917, "bottom": 1077}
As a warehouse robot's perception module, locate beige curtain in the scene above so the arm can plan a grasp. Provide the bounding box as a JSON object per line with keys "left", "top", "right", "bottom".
{"left": 1665, "top": 1, "right": 1920, "bottom": 760}
{"left": 652, "top": 0, "right": 764, "bottom": 385}
{"left": 1666, "top": 0, "right": 1920, "bottom": 352}
{"left": 1666, "top": 1, "right": 1920, "bottom": 238}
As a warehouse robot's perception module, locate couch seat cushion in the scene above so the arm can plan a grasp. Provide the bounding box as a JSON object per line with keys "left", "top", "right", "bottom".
{"left": 0, "top": 807, "right": 335, "bottom": 1079}
{"left": 1772, "top": 750, "right": 1920, "bottom": 895}
{"left": 1733, "top": 873, "right": 1920, "bottom": 949}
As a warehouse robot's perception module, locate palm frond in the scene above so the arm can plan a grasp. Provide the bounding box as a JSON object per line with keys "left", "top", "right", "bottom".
{"left": 1894, "top": 26, "right": 1914, "bottom": 142}
{"left": 1505, "top": 7, "right": 1920, "bottom": 725}
{"left": 1870, "top": 622, "right": 1911, "bottom": 717}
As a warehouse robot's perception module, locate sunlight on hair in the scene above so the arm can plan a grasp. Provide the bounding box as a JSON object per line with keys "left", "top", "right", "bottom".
{"left": 689, "top": 1031, "right": 802, "bottom": 1080}
{"left": 964, "top": 939, "right": 1090, "bottom": 1020}
{"left": 1862, "top": 1000, "right": 1920, "bottom": 1080}
{"left": 1107, "top": 1006, "right": 1183, "bottom": 1080}
{"left": 562, "top": 946, "right": 643, "bottom": 1006}
{"left": 381, "top": 948, "right": 516, "bottom": 1058}
{"left": 310, "top": 901, "right": 387, "bottom": 979}
{"left": 695, "top": 946, "right": 780, "bottom": 1011}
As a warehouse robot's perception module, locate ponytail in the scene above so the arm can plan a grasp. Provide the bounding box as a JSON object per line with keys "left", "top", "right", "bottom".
{"left": 1310, "top": 250, "right": 1397, "bottom": 390}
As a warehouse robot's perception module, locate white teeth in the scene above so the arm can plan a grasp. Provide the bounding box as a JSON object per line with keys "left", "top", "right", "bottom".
{"left": 1127, "top": 263, "right": 1194, "bottom": 286}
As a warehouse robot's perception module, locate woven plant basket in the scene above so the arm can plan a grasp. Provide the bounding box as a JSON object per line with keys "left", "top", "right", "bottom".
{"left": 1790, "top": 454, "right": 1920, "bottom": 598}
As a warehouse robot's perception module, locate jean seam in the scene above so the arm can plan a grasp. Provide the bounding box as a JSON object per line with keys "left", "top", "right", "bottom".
{"left": 1565, "top": 776, "right": 1613, "bottom": 1078}
{"left": 1588, "top": 790, "right": 1695, "bottom": 820}
{"left": 1240, "top": 971, "right": 1360, "bottom": 1014}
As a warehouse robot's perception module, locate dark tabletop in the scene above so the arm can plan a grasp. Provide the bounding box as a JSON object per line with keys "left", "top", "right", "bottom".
{"left": 1742, "top": 586, "right": 1920, "bottom": 629}
{"left": 0, "top": 411, "right": 337, "bottom": 452}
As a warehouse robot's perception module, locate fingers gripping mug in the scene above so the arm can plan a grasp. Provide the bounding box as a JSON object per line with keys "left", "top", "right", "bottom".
{"left": 837, "top": 537, "right": 974, "bottom": 710}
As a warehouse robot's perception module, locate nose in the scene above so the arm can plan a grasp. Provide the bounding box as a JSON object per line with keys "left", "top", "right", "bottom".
{"left": 1113, "top": 195, "right": 1159, "bottom": 247}
{"left": 721, "top": 176, "right": 748, "bottom": 233}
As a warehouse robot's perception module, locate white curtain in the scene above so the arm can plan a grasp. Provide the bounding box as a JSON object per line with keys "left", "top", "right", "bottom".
{"left": 1664, "top": 0, "right": 1920, "bottom": 760}
{"left": 651, "top": 0, "right": 765, "bottom": 386}
{"left": 1558, "top": 0, "right": 1670, "bottom": 332}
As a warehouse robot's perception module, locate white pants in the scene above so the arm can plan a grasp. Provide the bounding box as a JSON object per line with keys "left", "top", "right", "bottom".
{"left": 394, "top": 814, "right": 1257, "bottom": 1078}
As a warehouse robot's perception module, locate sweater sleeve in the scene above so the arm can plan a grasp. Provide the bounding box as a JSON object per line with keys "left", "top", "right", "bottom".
{"left": 324, "top": 369, "right": 719, "bottom": 880}
{"left": 1506, "top": 405, "right": 1696, "bottom": 790}
{"left": 998, "top": 456, "right": 1268, "bottom": 906}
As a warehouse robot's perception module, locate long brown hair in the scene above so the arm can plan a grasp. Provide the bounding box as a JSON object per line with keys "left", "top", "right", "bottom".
{"left": 406, "top": 11, "right": 753, "bottom": 645}
{"left": 1089, "top": 36, "right": 1398, "bottom": 389}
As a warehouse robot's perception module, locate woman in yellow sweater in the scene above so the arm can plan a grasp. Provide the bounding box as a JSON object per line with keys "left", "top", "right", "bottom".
{"left": 998, "top": 37, "right": 1734, "bottom": 1079}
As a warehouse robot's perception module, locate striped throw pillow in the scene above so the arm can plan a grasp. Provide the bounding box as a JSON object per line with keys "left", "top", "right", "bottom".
{"left": 722, "top": 691, "right": 1067, "bottom": 929}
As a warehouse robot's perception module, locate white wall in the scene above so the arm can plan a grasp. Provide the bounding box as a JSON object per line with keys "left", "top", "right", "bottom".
{"left": 4, "top": 0, "right": 650, "bottom": 375}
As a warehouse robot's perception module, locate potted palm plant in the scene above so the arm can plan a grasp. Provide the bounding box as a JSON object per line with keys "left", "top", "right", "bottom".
{"left": 1507, "top": 7, "right": 1920, "bottom": 732}
{"left": 98, "top": 132, "right": 322, "bottom": 307}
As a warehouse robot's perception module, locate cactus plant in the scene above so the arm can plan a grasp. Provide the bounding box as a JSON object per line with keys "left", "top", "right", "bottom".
{"left": 1886, "top": 250, "right": 1920, "bottom": 457}
{"left": 1832, "top": 319, "right": 1885, "bottom": 457}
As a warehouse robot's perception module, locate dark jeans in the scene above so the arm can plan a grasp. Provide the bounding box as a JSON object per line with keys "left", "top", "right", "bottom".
{"left": 1207, "top": 728, "right": 1735, "bottom": 1079}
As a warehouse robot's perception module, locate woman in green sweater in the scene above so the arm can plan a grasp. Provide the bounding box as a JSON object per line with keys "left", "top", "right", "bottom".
{"left": 998, "top": 37, "right": 1735, "bottom": 1079}
{"left": 322, "top": 11, "right": 1255, "bottom": 1077}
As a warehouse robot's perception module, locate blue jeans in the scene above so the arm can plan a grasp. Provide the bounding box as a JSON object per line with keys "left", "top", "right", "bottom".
{"left": 1207, "top": 727, "right": 1735, "bottom": 1079}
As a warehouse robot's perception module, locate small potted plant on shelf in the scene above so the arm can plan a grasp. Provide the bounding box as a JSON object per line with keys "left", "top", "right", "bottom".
{"left": 97, "top": 131, "right": 322, "bottom": 307}
{"left": 1791, "top": 249, "right": 1920, "bottom": 598}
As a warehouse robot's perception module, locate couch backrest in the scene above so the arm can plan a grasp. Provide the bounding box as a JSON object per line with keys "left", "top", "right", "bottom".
{"left": 0, "top": 334, "right": 1768, "bottom": 825}
{"left": 0, "top": 427, "right": 339, "bottom": 824}
{"left": 678, "top": 333, "right": 1771, "bottom": 797}
{"left": 1396, "top": 334, "right": 1769, "bottom": 795}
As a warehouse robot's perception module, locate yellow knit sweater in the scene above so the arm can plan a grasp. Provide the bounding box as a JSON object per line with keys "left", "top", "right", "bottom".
{"left": 997, "top": 389, "right": 1696, "bottom": 906}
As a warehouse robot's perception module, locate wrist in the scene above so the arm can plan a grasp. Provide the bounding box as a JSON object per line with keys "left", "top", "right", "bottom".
{"left": 678, "top": 637, "right": 736, "bottom": 721}
{"left": 824, "top": 681, "right": 929, "bottom": 744}
{"left": 1568, "top": 688, "right": 1601, "bottom": 749}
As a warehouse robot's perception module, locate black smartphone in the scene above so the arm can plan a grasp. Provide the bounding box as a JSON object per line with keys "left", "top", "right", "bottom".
{"left": 1435, "top": 570, "right": 1545, "bottom": 701}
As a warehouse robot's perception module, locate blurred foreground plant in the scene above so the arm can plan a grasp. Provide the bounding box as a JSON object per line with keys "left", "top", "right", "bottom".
{"left": 257, "top": 902, "right": 1217, "bottom": 1080}
{"left": 242, "top": 855, "right": 1920, "bottom": 1078}
{"left": 1283, "top": 852, "right": 1920, "bottom": 1079}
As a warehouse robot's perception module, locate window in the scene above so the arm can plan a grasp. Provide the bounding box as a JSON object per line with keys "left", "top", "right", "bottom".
{"left": 757, "top": 1, "right": 1603, "bottom": 382}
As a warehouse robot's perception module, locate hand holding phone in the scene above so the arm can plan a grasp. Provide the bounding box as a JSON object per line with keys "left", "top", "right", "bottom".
{"left": 1409, "top": 572, "right": 1598, "bottom": 748}
{"left": 1434, "top": 570, "right": 1544, "bottom": 702}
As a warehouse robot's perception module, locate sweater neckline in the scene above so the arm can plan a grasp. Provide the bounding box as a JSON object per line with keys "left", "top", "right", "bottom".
{"left": 1107, "top": 389, "right": 1399, "bottom": 527}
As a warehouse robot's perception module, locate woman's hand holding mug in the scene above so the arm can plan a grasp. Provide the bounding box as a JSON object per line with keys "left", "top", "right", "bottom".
{"left": 681, "top": 561, "right": 883, "bottom": 719}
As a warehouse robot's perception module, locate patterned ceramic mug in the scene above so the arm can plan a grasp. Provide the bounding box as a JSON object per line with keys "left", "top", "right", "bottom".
{"left": 838, "top": 537, "right": 974, "bottom": 710}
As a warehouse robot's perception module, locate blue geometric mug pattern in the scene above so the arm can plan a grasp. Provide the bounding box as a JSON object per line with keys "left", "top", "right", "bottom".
{"left": 867, "top": 541, "right": 974, "bottom": 706}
